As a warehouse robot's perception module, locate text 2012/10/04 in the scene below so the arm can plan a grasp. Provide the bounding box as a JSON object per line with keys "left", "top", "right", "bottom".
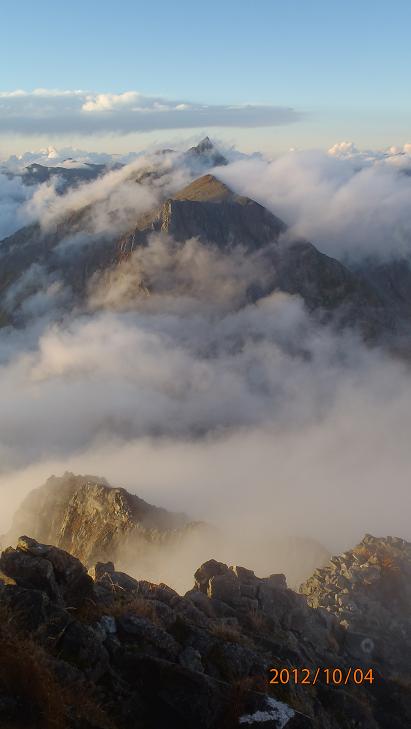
{"left": 269, "top": 667, "right": 375, "bottom": 686}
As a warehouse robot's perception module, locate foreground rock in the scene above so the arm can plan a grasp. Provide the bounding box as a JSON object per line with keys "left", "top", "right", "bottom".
{"left": 0, "top": 535, "right": 410, "bottom": 728}
{"left": 300, "top": 534, "right": 411, "bottom": 679}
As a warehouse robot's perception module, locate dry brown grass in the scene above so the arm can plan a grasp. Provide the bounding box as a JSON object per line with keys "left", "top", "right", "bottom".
{"left": 109, "top": 596, "right": 161, "bottom": 623}
{"left": 210, "top": 622, "right": 249, "bottom": 646}
{"left": 220, "top": 675, "right": 268, "bottom": 729}
{"left": 0, "top": 605, "right": 115, "bottom": 729}
{"left": 0, "top": 632, "right": 65, "bottom": 729}
{"left": 75, "top": 593, "right": 163, "bottom": 628}
{"left": 244, "top": 608, "right": 272, "bottom": 636}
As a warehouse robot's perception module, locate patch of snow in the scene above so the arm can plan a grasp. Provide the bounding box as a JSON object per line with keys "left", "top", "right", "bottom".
{"left": 239, "top": 696, "right": 295, "bottom": 727}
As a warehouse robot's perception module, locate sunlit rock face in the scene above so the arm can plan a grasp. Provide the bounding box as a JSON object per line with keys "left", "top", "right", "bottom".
{"left": 2, "top": 472, "right": 199, "bottom": 567}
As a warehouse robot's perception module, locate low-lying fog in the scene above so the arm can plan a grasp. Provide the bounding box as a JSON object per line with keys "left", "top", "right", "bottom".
{"left": 1, "top": 140, "right": 411, "bottom": 591}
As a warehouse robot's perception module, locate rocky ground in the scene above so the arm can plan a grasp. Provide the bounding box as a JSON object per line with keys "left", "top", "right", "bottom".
{"left": 0, "top": 530, "right": 410, "bottom": 729}
{"left": 300, "top": 534, "right": 411, "bottom": 679}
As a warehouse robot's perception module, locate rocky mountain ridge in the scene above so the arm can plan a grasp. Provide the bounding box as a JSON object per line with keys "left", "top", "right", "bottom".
{"left": 0, "top": 137, "right": 407, "bottom": 346}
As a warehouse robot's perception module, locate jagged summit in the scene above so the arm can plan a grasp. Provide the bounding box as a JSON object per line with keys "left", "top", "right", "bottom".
{"left": 195, "top": 136, "right": 213, "bottom": 151}
{"left": 184, "top": 137, "right": 228, "bottom": 167}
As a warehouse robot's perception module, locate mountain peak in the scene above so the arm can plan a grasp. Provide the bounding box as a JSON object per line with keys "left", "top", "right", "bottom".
{"left": 172, "top": 174, "right": 234, "bottom": 203}
{"left": 196, "top": 136, "right": 212, "bottom": 151}
{"left": 3, "top": 472, "right": 192, "bottom": 566}
{"left": 184, "top": 137, "right": 227, "bottom": 167}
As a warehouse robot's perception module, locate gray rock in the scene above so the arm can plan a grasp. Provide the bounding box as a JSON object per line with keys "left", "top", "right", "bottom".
{"left": 100, "top": 615, "right": 117, "bottom": 635}
{"left": 57, "top": 619, "right": 110, "bottom": 681}
{"left": 194, "top": 559, "right": 228, "bottom": 593}
{"left": 117, "top": 614, "right": 180, "bottom": 661}
{"left": 207, "top": 572, "right": 240, "bottom": 603}
{"left": 16, "top": 535, "right": 95, "bottom": 607}
{"left": 89, "top": 561, "right": 115, "bottom": 580}
{"left": 0, "top": 546, "right": 61, "bottom": 603}
{"left": 179, "top": 646, "right": 204, "bottom": 673}
{"left": 229, "top": 565, "right": 255, "bottom": 582}
{"left": 267, "top": 573, "right": 287, "bottom": 590}
{"left": 239, "top": 582, "right": 258, "bottom": 599}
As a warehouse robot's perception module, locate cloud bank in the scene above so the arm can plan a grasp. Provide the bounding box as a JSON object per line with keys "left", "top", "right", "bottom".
{"left": 1, "top": 138, "right": 411, "bottom": 590}
{"left": 0, "top": 89, "right": 302, "bottom": 135}
{"left": 218, "top": 146, "right": 411, "bottom": 261}
{"left": 0, "top": 291, "right": 410, "bottom": 586}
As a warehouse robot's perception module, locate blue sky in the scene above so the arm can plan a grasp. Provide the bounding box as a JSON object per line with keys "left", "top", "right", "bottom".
{"left": 1, "top": 0, "right": 410, "bottom": 155}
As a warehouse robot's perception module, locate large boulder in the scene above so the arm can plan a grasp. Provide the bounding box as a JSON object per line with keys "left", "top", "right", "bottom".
{"left": 117, "top": 614, "right": 180, "bottom": 661}
{"left": 194, "top": 559, "right": 229, "bottom": 593}
{"left": 0, "top": 545, "right": 61, "bottom": 603}
{"left": 208, "top": 572, "right": 241, "bottom": 603}
{"left": 0, "top": 536, "right": 95, "bottom": 607}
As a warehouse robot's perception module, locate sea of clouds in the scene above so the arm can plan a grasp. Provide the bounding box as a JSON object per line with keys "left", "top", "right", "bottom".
{"left": 0, "top": 139, "right": 411, "bottom": 588}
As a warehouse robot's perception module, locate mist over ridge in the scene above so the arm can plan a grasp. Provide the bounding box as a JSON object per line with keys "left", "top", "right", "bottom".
{"left": 0, "top": 136, "right": 411, "bottom": 589}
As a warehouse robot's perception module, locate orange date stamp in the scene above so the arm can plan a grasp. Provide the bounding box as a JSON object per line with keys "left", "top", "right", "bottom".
{"left": 269, "top": 667, "right": 375, "bottom": 686}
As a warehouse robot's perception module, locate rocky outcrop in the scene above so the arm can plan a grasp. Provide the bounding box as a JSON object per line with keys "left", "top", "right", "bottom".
{"left": 0, "top": 535, "right": 94, "bottom": 607}
{"left": 300, "top": 534, "right": 411, "bottom": 679}
{"left": 1, "top": 535, "right": 410, "bottom": 728}
{"left": 3, "top": 472, "right": 202, "bottom": 568}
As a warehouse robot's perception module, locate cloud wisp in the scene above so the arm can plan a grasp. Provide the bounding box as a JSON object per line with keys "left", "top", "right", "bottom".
{"left": 0, "top": 89, "right": 302, "bottom": 135}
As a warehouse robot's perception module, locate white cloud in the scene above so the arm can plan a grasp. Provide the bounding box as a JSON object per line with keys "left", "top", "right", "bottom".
{"left": 0, "top": 289, "right": 410, "bottom": 583}
{"left": 82, "top": 91, "right": 146, "bottom": 112}
{"left": 328, "top": 140, "right": 411, "bottom": 167}
{"left": 217, "top": 146, "right": 411, "bottom": 261}
{"left": 328, "top": 141, "right": 359, "bottom": 158}
{"left": 0, "top": 88, "right": 301, "bottom": 135}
